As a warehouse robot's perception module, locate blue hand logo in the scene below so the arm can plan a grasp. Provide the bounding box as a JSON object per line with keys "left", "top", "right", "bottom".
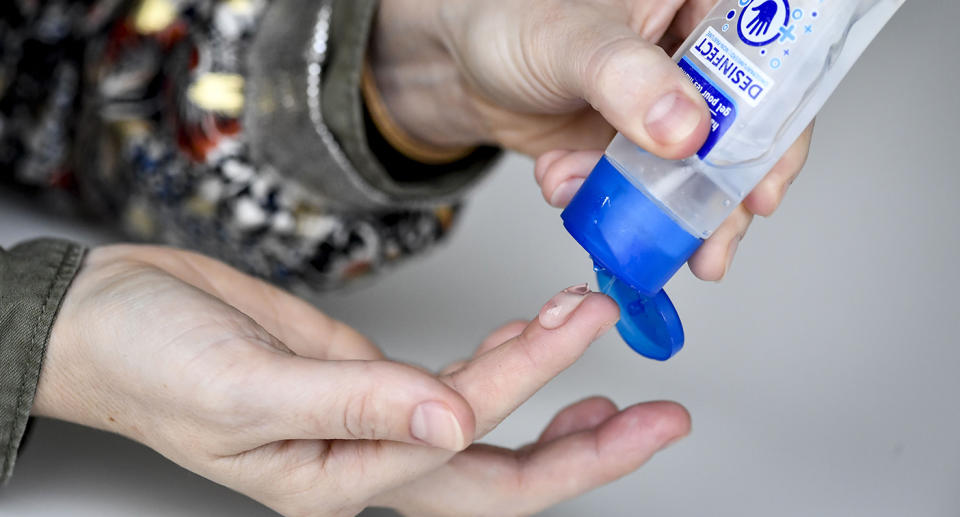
{"left": 746, "top": 1, "right": 778, "bottom": 37}
{"left": 738, "top": 0, "right": 789, "bottom": 47}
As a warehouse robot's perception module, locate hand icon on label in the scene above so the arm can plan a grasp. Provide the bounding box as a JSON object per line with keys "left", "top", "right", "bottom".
{"left": 746, "top": 0, "right": 778, "bottom": 36}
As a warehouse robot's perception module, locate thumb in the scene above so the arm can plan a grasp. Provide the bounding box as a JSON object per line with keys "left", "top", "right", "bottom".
{"left": 245, "top": 358, "right": 476, "bottom": 451}
{"left": 558, "top": 27, "right": 710, "bottom": 159}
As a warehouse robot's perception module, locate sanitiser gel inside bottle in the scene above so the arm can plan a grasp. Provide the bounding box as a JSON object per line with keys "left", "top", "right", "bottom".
{"left": 562, "top": 0, "right": 906, "bottom": 360}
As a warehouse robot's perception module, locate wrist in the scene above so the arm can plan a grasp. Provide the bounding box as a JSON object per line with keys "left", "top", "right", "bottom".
{"left": 30, "top": 258, "right": 93, "bottom": 425}
{"left": 368, "top": 0, "right": 490, "bottom": 150}
{"left": 31, "top": 248, "right": 146, "bottom": 443}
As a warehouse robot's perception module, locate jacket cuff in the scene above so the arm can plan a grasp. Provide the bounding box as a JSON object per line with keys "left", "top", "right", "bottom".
{"left": 0, "top": 239, "right": 85, "bottom": 483}
{"left": 360, "top": 61, "right": 478, "bottom": 166}
{"left": 325, "top": 0, "right": 501, "bottom": 204}
{"left": 245, "top": 0, "right": 498, "bottom": 211}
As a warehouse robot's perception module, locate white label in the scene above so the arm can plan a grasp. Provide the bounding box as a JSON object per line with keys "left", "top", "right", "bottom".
{"left": 688, "top": 27, "right": 775, "bottom": 107}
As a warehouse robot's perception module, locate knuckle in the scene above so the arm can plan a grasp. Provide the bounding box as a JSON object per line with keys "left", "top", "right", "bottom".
{"left": 340, "top": 367, "right": 395, "bottom": 441}
{"left": 496, "top": 468, "right": 538, "bottom": 517}
{"left": 517, "top": 327, "right": 575, "bottom": 368}
{"left": 193, "top": 372, "right": 248, "bottom": 419}
{"left": 187, "top": 344, "right": 265, "bottom": 424}
{"left": 513, "top": 332, "right": 545, "bottom": 370}
{"left": 342, "top": 389, "right": 376, "bottom": 440}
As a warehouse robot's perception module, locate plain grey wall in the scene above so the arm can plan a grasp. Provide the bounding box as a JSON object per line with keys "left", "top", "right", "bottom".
{"left": 1, "top": 3, "right": 958, "bottom": 516}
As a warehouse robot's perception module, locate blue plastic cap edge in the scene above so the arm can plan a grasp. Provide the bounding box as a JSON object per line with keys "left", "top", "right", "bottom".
{"left": 562, "top": 156, "right": 703, "bottom": 360}
{"left": 561, "top": 156, "right": 703, "bottom": 297}
{"left": 596, "top": 266, "right": 685, "bottom": 361}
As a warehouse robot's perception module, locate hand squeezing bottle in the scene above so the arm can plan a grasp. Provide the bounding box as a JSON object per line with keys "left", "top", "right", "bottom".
{"left": 562, "top": 0, "right": 906, "bottom": 360}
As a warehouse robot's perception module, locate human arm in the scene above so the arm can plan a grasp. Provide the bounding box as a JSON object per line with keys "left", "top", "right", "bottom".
{"left": 22, "top": 244, "right": 688, "bottom": 515}
{"left": 366, "top": 0, "right": 815, "bottom": 281}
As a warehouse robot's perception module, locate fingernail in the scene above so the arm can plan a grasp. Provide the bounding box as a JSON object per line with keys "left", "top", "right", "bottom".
{"left": 724, "top": 235, "right": 743, "bottom": 277}
{"left": 411, "top": 401, "right": 465, "bottom": 451}
{"left": 549, "top": 178, "right": 586, "bottom": 208}
{"left": 539, "top": 284, "right": 591, "bottom": 330}
{"left": 645, "top": 92, "right": 703, "bottom": 145}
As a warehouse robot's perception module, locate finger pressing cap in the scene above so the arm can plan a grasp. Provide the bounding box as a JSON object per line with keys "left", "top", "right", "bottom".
{"left": 560, "top": 31, "right": 710, "bottom": 159}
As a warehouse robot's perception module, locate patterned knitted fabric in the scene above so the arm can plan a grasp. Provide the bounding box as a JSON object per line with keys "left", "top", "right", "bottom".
{"left": 0, "top": 0, "right": 468, "bottom": 292}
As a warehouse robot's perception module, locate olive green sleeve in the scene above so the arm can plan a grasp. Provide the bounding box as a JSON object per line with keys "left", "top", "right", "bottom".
{"left": 0, "top": 239, "right": 86, "bottom": 484}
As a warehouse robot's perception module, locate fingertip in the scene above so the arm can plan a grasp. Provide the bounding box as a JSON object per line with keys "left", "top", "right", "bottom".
{"left": 538, "top": 150, "right": 602, "bottom": 208}
{"left": 688, "top": 243, "right": 727, "bottom": 282}
{"left": 549, "top": 178, "right": 587, "bottom": 208}
{"left": 582, "top": 395, "right": 620, "bottom": 416}
{"left": 598, "top": 401, "right": 692, "bottom": 454}
{"left": 744, "top": 181, "right": 781, "bottom": 217}
{"left": 438, "top": 292, "right": 619, "bottom": 440}
{"left": 641, "top": 90, "right": 712, "bottom": 159}
{"left": 538, "top": 284, "right": 591, "bottom": 330}
{"left": 587, "top": 292, "right": 622, "bottom": 334}
{"left": 534, "top": 289, "right": 619, "bottom": 334}
{"left": 579, "top": 38, "right": 709, "bottom": 160}
{"left": 537, "top": 396, "right": 619, "bottom": 444}
{"left": 535, "top": 150, "right": 571, "bottom": 185}
{"left": 514, "top": 401, "right": 692, "bottom": 500}
{"left": 644, "top": 401, "right": 692, "bottom": 451}
{"left": 411, "top": 380, "right": 478, "bottom": 451}
{"left": 410, "top": 399, "right": 475, "bottom": 452}
{"left": 558, "top": 396, "right": 619, "bottom": 423}
{"left": 368, "top": 362, "right": 477, "bottom": 450}
{"left": 439, "top": 387, "right": 478, "bottom": 450}
{"left": 689, "top": 205, "right": 752, "bottom": 282}
{"left": 746, "top": 127, "right": 813, "bottom": 217}
{"left": 652, "top": 400, "right": 693, "bottom": 440}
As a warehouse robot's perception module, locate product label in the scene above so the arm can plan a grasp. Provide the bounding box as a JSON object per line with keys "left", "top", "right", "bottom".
{"left": 689, "top": 26, "right": 775, "bottom": 107}
{"left": 678, "top": 58, "right": 738, "bottom": 160}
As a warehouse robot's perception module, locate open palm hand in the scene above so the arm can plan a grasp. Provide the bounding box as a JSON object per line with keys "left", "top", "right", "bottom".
{"left": 34, "top": 245, "right": 689, "bottom": 516}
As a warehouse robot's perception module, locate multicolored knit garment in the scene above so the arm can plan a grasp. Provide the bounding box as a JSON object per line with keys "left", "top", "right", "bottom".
{"left": 0, "top": 0, "right": 495, "bottom": 292}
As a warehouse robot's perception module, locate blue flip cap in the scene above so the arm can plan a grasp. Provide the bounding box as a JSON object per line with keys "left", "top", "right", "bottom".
{"left": 561, "top": 156, "right": 703, "bottom": 360}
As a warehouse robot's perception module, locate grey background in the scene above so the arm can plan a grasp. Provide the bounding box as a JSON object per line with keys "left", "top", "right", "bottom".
{"left": 1, "top": 3, "right": 958, "bottom": 516}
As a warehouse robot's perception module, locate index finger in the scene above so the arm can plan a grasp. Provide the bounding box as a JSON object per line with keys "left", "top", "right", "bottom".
{"left": 316, "top": 287, "right": 619, "bottom": 499}
{"left": 442, "top": 290, "right": 620, "bottom": 437}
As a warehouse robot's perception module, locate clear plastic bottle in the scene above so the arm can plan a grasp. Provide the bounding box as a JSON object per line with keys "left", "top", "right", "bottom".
{"left": 562, "top": 0, "right": 905, "bottom": 360}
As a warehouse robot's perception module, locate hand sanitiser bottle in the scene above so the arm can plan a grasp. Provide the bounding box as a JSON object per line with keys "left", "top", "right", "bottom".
{"left": 562, "top": 0, "right": 905, "bottom": 360}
